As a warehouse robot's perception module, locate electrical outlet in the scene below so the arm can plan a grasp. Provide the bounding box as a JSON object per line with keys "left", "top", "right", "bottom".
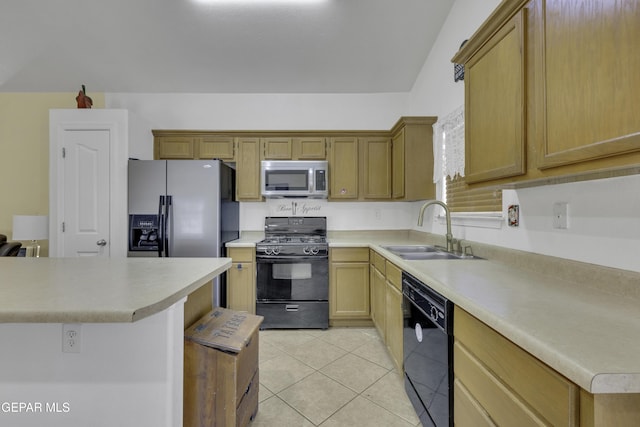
{"left": 62, "top": 324, "right": 81, "bottom": 353}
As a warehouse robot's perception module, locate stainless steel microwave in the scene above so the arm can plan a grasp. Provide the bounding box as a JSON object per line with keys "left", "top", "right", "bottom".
{"left": 261, "top": 160, "right": 328, "bottom": 198}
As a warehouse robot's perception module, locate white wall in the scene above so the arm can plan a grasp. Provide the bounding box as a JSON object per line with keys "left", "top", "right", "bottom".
{"left": 106, "top": 0, "right": 639, "bottom": 273}
{"left": 0, "top": 303, "right": 184, "bottom": 427}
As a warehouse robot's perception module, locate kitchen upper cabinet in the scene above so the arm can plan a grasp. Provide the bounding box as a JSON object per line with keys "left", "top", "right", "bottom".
{"left": 153, "top": 116, "right": 436, "bottom": 203}
{"left": 531, "top": 0, "right": 640, "bottom": 170}
{"left": 262, "top": 137, "right": 327, "bottom": 160}
{"left": 390, "top": 117, "right": 436, "bottom": 200}
{"left": 236, "top": 137, "right": 262, "bottom": 201}
{"left": 198, "top": 135, "right": 235, "bottom": 160}
{"left": 361, "top": 137, "right": 392, "bottom": 199}
{"left": 262, "top": 137, "right": 292, "bottom": 159}
{"left": 293, "top": 137, "right": 326, "bottom": 159}
{"left": 154, "top": 133, "right": 234, "bottom": 160}
{"left": 329, "top": 137, "right": 359, "bottom": 199}
{"left": 156, "top": 135, "right": 196, "bottom": 159}
{"left": 462, "top": 9, "right": 526, "bottom": 184}
{"left": 453, "top": 0, "right": 640, "bottom": 188}
{"left": 329, "top": 248, "right": 370, "bottom": 326}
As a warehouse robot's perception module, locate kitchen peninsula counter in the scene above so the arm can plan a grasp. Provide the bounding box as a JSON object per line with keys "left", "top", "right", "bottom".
{"left": 0, "top": 257, "right": 231, "bottom": 323}
{"left": 0, "top": 256, "right": 231, "bottom": 427}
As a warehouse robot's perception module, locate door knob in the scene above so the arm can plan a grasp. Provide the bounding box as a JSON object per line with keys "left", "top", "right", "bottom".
{"left": 96, "top": 239, "right": 107, "bottom": 246}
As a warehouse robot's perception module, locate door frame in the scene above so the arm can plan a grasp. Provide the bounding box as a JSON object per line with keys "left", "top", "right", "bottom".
{"left": 49, "top": 109, "right": 129, "bottom": 257}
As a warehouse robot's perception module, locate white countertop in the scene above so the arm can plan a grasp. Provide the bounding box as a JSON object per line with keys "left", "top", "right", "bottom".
{"left": 228, "top": 230, "right": 640, "bottom": 394}
{"left": 0, "top": 257, "right": 231, "bottom": 323}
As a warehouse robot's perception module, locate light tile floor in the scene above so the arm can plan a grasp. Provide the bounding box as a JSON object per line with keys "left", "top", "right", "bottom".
{"left": 250, "top": 327, "right": 420, "bottom": 427}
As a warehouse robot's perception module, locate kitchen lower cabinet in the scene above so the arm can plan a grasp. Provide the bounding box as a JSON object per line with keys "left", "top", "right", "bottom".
{"left": 227, "top": 248, "right": 256, "bottom": 314}
{"left": 369, "top": 250, "right": 403, "bottom": 372}
{"left": 370, "top": 250, "right": 386, "bottom": 339}
{"left": 329, "top": 248, "right": 370, "bottom": 326}
{"left": 454, "top": 306, "right": 640, "bottom": 426}
{"left": 384, "top": 261, "right": 403, "bottom": 372}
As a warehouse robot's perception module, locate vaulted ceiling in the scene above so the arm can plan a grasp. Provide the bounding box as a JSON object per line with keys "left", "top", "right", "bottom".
{"left": 1, "top": 0, "right": 454, "bottom": 93}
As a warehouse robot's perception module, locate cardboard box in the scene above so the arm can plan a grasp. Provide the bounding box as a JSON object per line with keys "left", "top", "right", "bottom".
{"left": 184, "top": 308, "right": 263, "bottom": 427}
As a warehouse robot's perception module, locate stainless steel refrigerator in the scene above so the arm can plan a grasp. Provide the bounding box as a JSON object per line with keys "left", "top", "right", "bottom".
{"left": 127, "top": 159, "right": 239, "bottom": 306}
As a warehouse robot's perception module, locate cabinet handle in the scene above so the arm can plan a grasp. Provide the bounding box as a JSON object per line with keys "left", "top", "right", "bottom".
{"left": 236, "top": 263, "right": 243, "bottom": 270}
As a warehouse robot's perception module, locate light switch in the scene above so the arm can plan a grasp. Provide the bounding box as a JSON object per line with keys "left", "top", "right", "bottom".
{"left": 552, "top": 202, "right": 568, "bottom": 229}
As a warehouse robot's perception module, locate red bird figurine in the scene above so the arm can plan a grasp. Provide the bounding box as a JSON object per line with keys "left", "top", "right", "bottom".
{"left": 76, "top": 85, "right": 93, "bottom": 109}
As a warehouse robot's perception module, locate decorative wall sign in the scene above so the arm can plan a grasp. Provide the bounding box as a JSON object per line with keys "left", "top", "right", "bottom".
{"left": 454, "top": 39, "right": 468, "bottom": 82}
{"left": 267, "top": 199, "right": 327, "bottom": 217}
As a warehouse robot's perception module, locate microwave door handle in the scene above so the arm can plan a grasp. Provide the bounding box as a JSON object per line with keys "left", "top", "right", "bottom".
{"left": 157, "top": 195, "right": 165, "bottom": 257}
{"left": 309, "top": 168, "right": 314, "bottom": 192}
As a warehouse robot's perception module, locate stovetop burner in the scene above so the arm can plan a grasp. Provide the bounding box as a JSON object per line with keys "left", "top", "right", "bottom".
{"left": 257, "top": 217, "right": 327, "bottom": 257}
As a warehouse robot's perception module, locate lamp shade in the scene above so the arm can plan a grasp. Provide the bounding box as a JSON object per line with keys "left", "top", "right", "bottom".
{"left": 12, "top": 215, "right": 49, "bottom": 241}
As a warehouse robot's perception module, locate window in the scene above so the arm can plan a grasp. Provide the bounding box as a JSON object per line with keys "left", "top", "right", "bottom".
{"left": 434, "top": 106, "right": 502, "bottom": 213}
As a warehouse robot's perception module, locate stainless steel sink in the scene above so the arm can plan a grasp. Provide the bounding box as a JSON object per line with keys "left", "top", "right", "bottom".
{"left": 381, "top": 245, "right": 440, "bottom": 253}
{"left": 398, "top": 252, "right": 462, "bottom": 260}
{"left": 382, "top": 244, "right": 481, "bottom": 260}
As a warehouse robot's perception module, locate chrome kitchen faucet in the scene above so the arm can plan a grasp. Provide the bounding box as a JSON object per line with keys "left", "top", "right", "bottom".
{"left": 417, "top": 200, "right": 454, "bottom": 253}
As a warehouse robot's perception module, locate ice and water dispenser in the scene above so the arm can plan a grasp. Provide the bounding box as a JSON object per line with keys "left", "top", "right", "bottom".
{"left": 128, "top": 214, "right": 159, "bottom": 252}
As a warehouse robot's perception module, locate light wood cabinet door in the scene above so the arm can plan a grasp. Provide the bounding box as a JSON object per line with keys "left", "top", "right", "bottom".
{"left": 391, "top": 128, "right": 405, "bottom": 199}
{"left": 293, "top": 137, "right": 326, "bottom": 160}
{"left": 198, "top": 136, "right": 235, "bottom": 160}
{"left": 226, "top": 248, "right": 256, "bottom": 314}
{"left": 329, "top": 137, "right": 359, "bottom": 199}
{"left": 329, "top": 248, "right": 370, "bottom": 320}
{"left": 370, "top": 263, "right": 386, "bottom": 340}
{"left": 454, "top": 306, "right": 578, "bottom": 426}
{"left": 235, "top": 138, "right": 262, "bottom": 201}
{"left": 389, "top": 117, "right": 436, "bottom": 200}
{"left": 361, "top": 137, "right": 392, "bottom": 199}
{"left": 262, "top": 137, "right": 292, "bottom": 159}
{"left": 330, "top": 262, "right": 370, "bottom": 319}
{"left": 533, "top": 0, "right": 640, "bottom": 170}
{"left": 385, "top": 281, "right": 402, "bottom": 372}
{"left": 157, "top": 136, "right": 195, "bottom": 159}
{"left": 464, "top": 10, "right": 526, "bottom": 184}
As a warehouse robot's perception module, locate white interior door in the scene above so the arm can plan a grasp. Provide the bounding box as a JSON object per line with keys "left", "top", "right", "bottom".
{"left": 63, "top": 130, "right": 111, "bottom": 256}
{"left": 49, "top": 109, "right": 129, "bottom": 258}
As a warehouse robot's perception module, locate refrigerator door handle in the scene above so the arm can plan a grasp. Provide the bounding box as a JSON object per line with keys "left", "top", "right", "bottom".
{"left": 165, "top": 195, "right": 172, "bottom": 257}
{"left": 157, "top": 195, "right": 165, "bottom": 257}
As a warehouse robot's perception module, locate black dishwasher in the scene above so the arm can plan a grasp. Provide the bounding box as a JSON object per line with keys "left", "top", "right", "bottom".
{"left": 402, "top": 272, "right": 453, "bottom": 427}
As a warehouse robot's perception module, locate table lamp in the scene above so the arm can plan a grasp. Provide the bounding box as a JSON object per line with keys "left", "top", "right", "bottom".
{"left": 12, "top": 215, "right": 49, "bottom": 257}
